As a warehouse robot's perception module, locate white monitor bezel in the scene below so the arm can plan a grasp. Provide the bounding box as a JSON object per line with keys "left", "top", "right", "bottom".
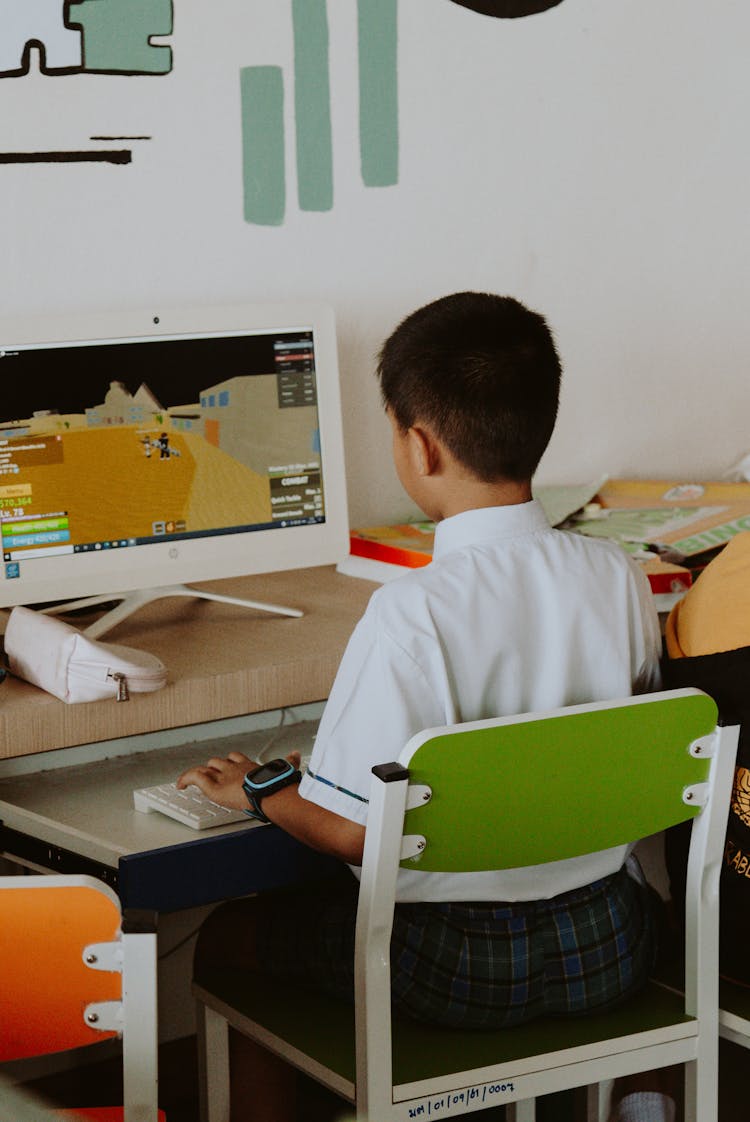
{"left": 0, "top": 301, "right": 350, "bottom": 611}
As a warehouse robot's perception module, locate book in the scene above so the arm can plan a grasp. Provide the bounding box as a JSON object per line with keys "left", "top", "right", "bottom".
{"left": 348, "top": 520, "right": 434, "bottom": 569}
{"left": 635, "top": 557, "right": 693, "bottom": 595}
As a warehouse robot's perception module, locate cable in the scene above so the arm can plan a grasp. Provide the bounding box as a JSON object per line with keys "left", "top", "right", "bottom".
{"left": 255, "top": 708, "right": 289, "bottom": 763}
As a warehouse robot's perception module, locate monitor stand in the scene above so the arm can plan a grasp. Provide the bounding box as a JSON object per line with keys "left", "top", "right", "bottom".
{"left": 41, "top": 583, "right": 303, "bottom": 640}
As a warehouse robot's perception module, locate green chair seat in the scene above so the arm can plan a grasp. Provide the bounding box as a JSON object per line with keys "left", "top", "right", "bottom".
{"left": 196, "top": 966, "right": 693, "bottom": 1092}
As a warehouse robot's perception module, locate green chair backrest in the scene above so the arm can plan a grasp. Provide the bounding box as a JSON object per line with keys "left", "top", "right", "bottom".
{"left": 400, "top": 690, "right": 718, "bottom": 873}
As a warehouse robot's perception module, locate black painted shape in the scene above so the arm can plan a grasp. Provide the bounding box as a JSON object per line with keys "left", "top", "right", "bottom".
{"left": 449, "top": 0, "right": 564, "bottom": 16}
{"left": 0, "top": 150, "right": 132, "bottom": 165}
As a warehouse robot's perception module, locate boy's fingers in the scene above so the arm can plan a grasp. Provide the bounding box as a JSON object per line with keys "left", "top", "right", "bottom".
{"left": 227, "top": 752, "right": 254, "bottom": 765}
{"left": 176, "top": 766, "right": 206, "bottom": 790}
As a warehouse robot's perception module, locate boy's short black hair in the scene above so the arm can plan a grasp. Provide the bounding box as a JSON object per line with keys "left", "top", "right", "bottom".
{"left": 377, "top": 292, "right": 561, "bottom": 482}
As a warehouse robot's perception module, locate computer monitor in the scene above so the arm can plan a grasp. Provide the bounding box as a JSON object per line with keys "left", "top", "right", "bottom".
{"left": 0, "top": 302, "right": 349, "bottom": 638}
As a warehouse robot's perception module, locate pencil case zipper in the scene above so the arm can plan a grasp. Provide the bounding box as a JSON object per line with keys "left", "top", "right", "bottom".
{"left": 69, "top": 660, "right": 168, "bottom": 702}
{"left": 109, "top": 671, "right": 130, "bottom": 702}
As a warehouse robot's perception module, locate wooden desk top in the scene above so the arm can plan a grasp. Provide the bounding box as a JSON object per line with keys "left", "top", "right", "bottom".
{"left": 0, "top": 566, "right": 375, "bottom": 760}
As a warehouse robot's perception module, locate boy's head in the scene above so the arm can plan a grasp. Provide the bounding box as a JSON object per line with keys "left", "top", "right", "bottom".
{"left": 377, "top": 292, "right": 561, "bottom": 483}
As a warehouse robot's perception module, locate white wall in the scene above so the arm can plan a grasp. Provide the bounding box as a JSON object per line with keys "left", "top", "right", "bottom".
{"left": 1, "top": 0, "right": 748, "bottom": 528}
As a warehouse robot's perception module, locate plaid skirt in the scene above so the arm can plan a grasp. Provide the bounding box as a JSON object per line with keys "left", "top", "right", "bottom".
{"left": 246, "top": 863, "right": 660, "bottom": 1030}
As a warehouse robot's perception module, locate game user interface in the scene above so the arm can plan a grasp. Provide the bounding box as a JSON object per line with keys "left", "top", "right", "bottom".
{"left": 0, "top": 329, "right": 325, "bottom": 584}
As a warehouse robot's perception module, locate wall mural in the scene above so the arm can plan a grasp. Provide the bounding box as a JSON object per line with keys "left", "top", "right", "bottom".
{"left": 0, "top": 0, "right": 172, "bottom": 166}
{"left": 0, "top": 0, "right": 562, "bottom": 211}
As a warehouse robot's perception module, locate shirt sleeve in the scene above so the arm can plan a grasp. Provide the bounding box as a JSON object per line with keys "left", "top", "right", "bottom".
{"left": 298, "top": 593, "right": 444, "bottom": 826}
{"left": 630, "top": 558, "right": 663, "bottom": 693}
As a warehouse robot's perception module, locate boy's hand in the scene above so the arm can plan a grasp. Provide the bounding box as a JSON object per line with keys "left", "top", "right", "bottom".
{"left": 178, "top": 749, "right": 365, "bottom": 865}
{"left": 177, "top": 751, "right": 302, "bottom": 812}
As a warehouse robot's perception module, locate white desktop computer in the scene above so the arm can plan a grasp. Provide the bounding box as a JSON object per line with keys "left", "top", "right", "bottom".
{"left": 0, "top": 301, "right": 349, "bottom": 637}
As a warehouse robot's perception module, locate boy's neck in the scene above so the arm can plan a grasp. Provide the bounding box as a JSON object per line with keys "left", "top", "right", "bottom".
{"left": 428, "top": 476, "right": 533, "bottom": 523}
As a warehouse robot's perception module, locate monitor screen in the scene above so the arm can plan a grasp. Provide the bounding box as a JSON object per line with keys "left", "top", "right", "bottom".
{"left": 0, "top": 302, "right": 349, "bottom": 632}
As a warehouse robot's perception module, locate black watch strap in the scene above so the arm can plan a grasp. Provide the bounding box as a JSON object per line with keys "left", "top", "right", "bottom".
{"left": 242, "top": 768, "right": 301, "bottom": 823}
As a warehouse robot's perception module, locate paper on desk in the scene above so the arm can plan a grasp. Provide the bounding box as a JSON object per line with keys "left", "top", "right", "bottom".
{"left": 570, "top": 479, "right": 750, "bottom": 559}
{"left": 724, "top": 452, "right": 750, "bottom": 483}
{"left": 532, "top": 476, "right": 608, "bottom": 528}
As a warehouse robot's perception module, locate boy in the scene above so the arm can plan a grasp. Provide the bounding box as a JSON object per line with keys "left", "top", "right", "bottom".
{"left": 178, "top": 292, "right": 662, "bottom": 1120}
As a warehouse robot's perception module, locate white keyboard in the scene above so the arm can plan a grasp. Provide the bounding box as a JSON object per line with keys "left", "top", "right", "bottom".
{"left": 133, "top": 782, "right": 252, "bottom": 830}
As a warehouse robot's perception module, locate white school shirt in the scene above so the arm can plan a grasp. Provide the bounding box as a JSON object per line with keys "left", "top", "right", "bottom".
{"left": 299, "top": 501, "right": 662, "bottom": 902}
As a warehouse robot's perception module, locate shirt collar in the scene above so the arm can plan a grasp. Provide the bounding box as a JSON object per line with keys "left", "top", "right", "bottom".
{"left": 432, "top": 500, "right": 551, "bottom": 560}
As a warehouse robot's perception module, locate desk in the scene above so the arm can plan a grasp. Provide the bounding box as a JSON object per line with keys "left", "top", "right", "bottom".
{"left": 0, "top": 566, "right": 373, "bottom": 1118}
{"left": 0, "top": 718, "right": 341, "bottom": 1120}
{"left": 0, "top": 718, "right": 339, "bottom": 910}
{"left": 0, "top": 565, "right": 370, "bottom": 905}
{"left": 0, "top": 565, "right": 374, "bottom": 760}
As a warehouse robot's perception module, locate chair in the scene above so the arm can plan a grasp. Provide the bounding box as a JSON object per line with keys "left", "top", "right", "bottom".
{"left": 0, "top": 873, "right": 165, "bottom": 1122}
{"left": 193, "top": 688, "right": 737, "bottom": 1122}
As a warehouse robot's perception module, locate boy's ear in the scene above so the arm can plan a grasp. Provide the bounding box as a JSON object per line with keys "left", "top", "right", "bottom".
{"left": 407, "top": 425, "right": 441, "bottom": 477}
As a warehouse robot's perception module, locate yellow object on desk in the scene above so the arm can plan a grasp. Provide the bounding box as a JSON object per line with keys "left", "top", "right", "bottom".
{"left": 666, "top": 531, "right": 750, "bottom": 658}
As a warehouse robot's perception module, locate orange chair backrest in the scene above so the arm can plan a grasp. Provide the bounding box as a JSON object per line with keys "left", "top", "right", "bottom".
{"left": 0, "top": 882, "right": 122, "bottom": 1060}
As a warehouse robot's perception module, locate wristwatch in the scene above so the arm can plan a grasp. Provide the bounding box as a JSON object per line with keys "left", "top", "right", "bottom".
{"left": 242, "top": 758, "right": 302, "bottom": 823}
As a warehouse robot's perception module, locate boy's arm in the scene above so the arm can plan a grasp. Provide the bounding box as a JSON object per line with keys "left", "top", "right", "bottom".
{"left": 177, "top": 753, "right": 365, "bottom": 866}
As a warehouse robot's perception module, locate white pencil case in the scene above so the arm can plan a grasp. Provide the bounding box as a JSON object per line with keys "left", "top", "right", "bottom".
{"left": 4, "top": 605, "right": 167, "bottom": 703}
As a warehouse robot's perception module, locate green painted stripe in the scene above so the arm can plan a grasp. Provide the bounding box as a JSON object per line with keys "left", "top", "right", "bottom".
{"left": 358, "top": 0, "right": 399, "bottom": 187}
{"left": 292, "top": 0, "right": 334, "bottom": 212}
{"left": 240, "top": 66, "right": 286, "bottom": 226}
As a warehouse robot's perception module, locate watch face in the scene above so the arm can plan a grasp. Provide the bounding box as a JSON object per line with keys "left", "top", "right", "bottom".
{"left": 247, "top": 759, "right": 294, "bottom": 788}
